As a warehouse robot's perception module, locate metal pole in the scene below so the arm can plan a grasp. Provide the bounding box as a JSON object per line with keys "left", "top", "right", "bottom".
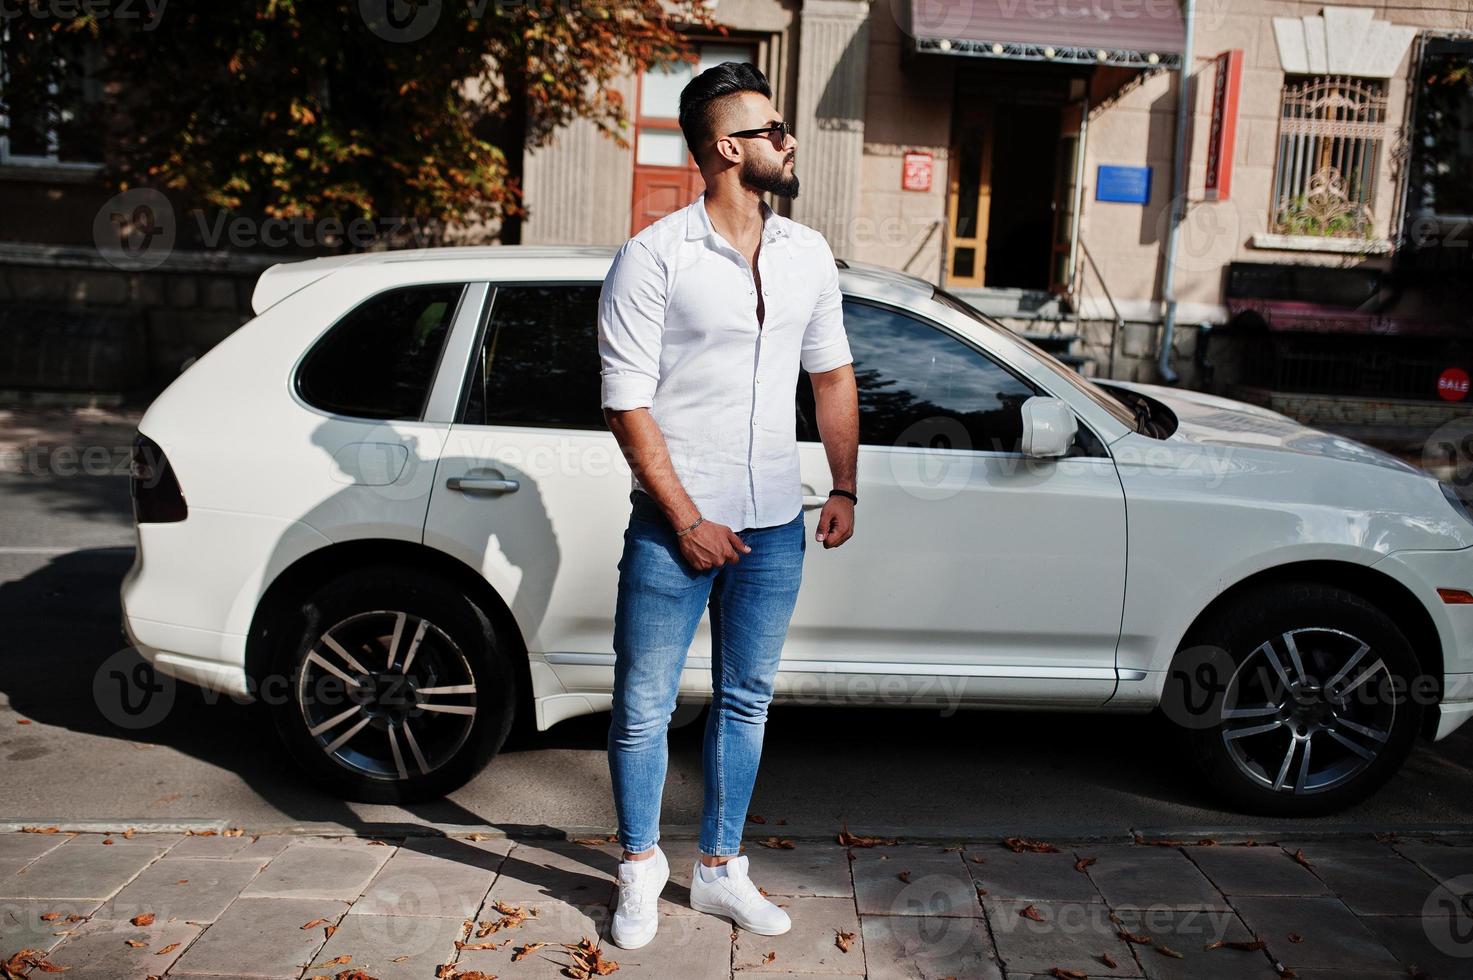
{"left": 1156, "top": 0, "right": 1197, "bottom": 385}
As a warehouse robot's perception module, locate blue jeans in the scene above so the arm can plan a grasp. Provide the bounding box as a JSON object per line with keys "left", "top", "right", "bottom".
{"left": 608, "top": 488, "right": 805, "bottom": 857}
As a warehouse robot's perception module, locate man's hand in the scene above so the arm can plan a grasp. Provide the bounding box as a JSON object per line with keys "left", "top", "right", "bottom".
{"left": 815, "top": 496, "right": 854, "bottom": 548}
{"left": 677, "top": 518, "right": 751, "bottom": 571}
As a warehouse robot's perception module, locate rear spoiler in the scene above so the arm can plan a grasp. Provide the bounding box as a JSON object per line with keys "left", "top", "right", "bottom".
{"left": 250, "top": 254, "right": 369, "bottom": 315}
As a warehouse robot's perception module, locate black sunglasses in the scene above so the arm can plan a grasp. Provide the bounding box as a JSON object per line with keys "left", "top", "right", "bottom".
{"left": 724, "top": 120, "right": 791, "bottom": 145}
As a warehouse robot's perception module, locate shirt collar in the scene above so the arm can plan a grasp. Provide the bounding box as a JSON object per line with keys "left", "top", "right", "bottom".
{"left": 686, "top": 191, "right": 787, "bottom": 246}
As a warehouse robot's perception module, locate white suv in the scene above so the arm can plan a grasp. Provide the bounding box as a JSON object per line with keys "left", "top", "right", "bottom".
{"left": 121, "top": 245, "right": 1473, "bottom": 813}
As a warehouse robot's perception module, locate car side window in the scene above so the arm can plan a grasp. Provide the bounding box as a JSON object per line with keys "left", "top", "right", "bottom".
{"left": 460, "top": 284, "right": 604, "bottom": 430}
{"left": 797, "top": 300, "right": 1039, "bottom": 453}
{"left": 296, "top": 283, "right": 465, "bottom": 421}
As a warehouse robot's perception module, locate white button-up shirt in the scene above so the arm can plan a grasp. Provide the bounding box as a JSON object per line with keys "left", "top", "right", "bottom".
{"left": 598, "top": 192, "right": 853, "bottom": 530}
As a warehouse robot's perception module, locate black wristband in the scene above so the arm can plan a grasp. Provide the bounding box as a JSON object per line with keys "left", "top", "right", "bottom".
{"left": 829, "top": 488, "right": 857, "bottom": 505}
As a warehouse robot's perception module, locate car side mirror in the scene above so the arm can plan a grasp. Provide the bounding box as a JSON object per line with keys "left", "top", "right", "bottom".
{"left": 1020, "top": 396, "right": 1077, "bottom": 458}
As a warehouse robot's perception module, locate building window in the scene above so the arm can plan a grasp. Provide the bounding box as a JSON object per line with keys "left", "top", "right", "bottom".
{"left": 1406, "top": 39, "right": 1473, "bottom": 222}
{"left": 0, "top": 20, "right": 106, "bottom": 167}
{"left": 630, "top": 41, "right": 758, "bottom": 234}
{"left": 1270, "top": 75, "right": 1388, "bottom": 239}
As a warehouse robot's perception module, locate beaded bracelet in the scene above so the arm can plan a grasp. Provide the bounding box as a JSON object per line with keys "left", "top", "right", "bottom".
{"left": 675, "top": 516, "right": 705, "bottom": 537}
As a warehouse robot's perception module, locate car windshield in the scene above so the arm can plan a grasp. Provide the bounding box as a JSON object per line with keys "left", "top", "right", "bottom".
{"left": 930, "top": 287, "right": 1139, "bottom": 432}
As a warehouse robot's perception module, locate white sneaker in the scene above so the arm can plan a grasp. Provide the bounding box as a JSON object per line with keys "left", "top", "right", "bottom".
{"left": 688, "top": 854, "right": 791, "bottom": 935}
{"left": 609, "top": 846, "right": 669, "bottom": 949}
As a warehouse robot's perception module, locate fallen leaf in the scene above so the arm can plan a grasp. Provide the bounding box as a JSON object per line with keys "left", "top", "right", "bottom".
{"left": 511, "top": 941, "right": 547, "bottom": 960}
{"left": 20, "top": 826, "right": 59, "bottom": 834}
{"left": 845, "top": 848, "right": 857, "bottom": 862}
{"left": 1288, "top": 932, "right": 1303, "bottom": 943}
{"left": 1290, "top": 849, "right": 1313, "bottom": 869}
{"left": 897, "top": 871, "right": 911, "bottom": 883}
{"left": 969, "top": 855, "right": 986, "bottom": 864}
{"left": 391, "top": 956, "right": 409, "bottom": 963}
{"left": 1100, "top": 951, "right": 1118, "bottom": 968}
{"left": 1132, "top": 835, "right": 1182, "bottom": 847}
{"left": 748, "top": 814, "right": 766, "bottom": 824}
{"left": 302, "top": 918, "right": 329, "bottom": 930}
{"left": 1019, "top": 904, "right": 1045, "bottom": 922}
{"left": 122, "top": 829, "right": 136, "bottom": 839}
{"left": 311, "top": 955, "right": 351, "bottom": 967}
{"left": 775, "top": 819, "right": 787, "bottom": 826}
{"left": 455, "top": 940, "right": 504, "bottom": 951}
{"left": 324, "top": 925, "right": 336, "bottom": 939}
{"left": 1050, "top": 969, "right": 1087, "bottom": 979}
{"left": 976, "top": 886, "right": 988, "bottom": 896}
{"left": 758, "top": 837, "right": 796, "bottom": 849}
{"left": 16, "top": 719, "right": 30, "bottom": 724}
{"left": 155, "top": 943, "right": 180, "bottom": 955}
{"left": 131, "top": 913, "right": 155, "bottom": 926}
{"left": 1074, "top": 857, "right": 1097, "bottom": 873}
{"left": 835, "top": 928, "right": 856, "bottom": 952}
{"left": 221, "top": 828, "right": 245, "bottom": 837}
{"left": 1196, "top": 838, "right": 1218, "bottom": 846}
{"left": 176, "top": 880, "right": 187, "bottom": 885}
{"left": 39, "top": 913, "right": 61, "bottom": 922}
{"left": 560, "top": 936, "right": 618, "bottom": 976}
{"left": 837, "top": 823, "right": 899, "bottom": 847}
{"left": 761, "top": 951, "right": 777, "bottom": 964}
{"left": 185, "top": 829, "right": 216, "bottom": 838}
{"left": 1154, "top": 944, "right": 1184, "bottom": 959}
{"left": 1004, "top": 837, "right": 1060, "bottom": 854}
{"left": 1206, "top": 939, "right": 1267, "bottom": 951}
{"left": 365, "top": 839, "right": 388, "bottom": 846}
{"left": 102, "top": 840, "right": 114, "bottom": 846}
{"left": 572, "top": 838, "right": 609, "bottom": 846}
{"left": 1118, "top": 929, "right": 1152, "bottom": 944}
{"left": 125, "top": 939, "right": 149, "bottom": 948}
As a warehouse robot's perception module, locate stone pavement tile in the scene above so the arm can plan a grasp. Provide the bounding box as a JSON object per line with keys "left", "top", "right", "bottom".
{"left": 861, "top": 912, "right": 1002, "bottom": 980}
{"left": 853, "top": 846, "right": 979, "bottom": 918}
{"left": 0, "top": 897, "right": 103, "bottom": 956}
{"left": 310, "top": 911, "right": 467, "bottom": 980}
{"left": 1360, "top": 913, "right": 1473, "bottom": 978}
{"left": 483, "top": 841, "right": 614, "bottom": 912}
{"left": 1231, "top": 896, "right": 1402, "bottom": 973}
{"left": 239, "top": 838, "right": 392, "bottom": 900}
{"left": 166, "top": 833, "right": 292, "bottom": 863}
{"left": 1394, "top": 840, "right": 1473, "bottom": 898}
{"left": 1185, "top": 845, "right": 1330, "bottom": 897}
{"left": 0, "top": 833, "right": 71, "bottom": 876}
{"left": 748, "top": 844, "right": 854, "bottom": 898}
{"left": 1083, "top": 845, "right": 1229, "bottom": 911}
{"left": 0, "top": 837, "right": 172, "bottom": 900}
{"left": 94, "top": 856, "right": 264, "bottom": 924}
{"left": 1115, "top": 908, "right": 1276, "bottom": 980}
{"left": 963, "top": 846, "right": 1101, "bottom": 904}
{"left": 984, "top": 899, "right": 1141, "bottom": 977}
{"left": 448, "top": 896, "right": 615, "bottom": 979}
{"left": 598, "top": 915, "right": 732, "bottom": 978}
{"left": 170, "top": 896, "right": 347, "bottom": 978}
{"left": 41, "top": 914, "right": 201, "bottom": 979}
{"left": 353, "top": 838, "right": 506, "bottom": 918}
{"left": 733, "top": 895, "right": 861, "bottom": 974}
{"left": 1286, "top": 849, "right": 1448, "bottom": 915}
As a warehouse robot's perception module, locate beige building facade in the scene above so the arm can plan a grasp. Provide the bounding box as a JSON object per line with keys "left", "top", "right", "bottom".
{"left": 522, "top": 0, "right": 1473, "bottom": 405}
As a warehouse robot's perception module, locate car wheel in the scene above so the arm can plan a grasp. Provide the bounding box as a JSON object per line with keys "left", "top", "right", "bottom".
{"left": 266, "top": 565, "right": 516, "bottom": 803}
{"left": 1178, "top": 582, "right": 1423, "bottom": 816}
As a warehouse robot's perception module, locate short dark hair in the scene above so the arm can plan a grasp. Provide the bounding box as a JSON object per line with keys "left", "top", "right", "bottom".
{"left": 678, "top": 61, "right": 771, "bottom": 163}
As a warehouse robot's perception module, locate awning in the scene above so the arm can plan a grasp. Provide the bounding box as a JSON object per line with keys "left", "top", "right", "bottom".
{"left": 903, "top": 0, "right": 1186, "bottom": 69}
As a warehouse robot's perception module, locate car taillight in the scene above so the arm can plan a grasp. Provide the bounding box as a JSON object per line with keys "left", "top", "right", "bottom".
{"left": 131, "top": 432, "right": 187, "bottom": 523}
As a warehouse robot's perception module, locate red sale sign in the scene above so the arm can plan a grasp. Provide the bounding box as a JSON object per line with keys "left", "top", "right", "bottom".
{"left": 902, "top": 152, "right": 932, "bottom": 193}
{"left": 1438, "top": 367, "right": 1469, "bottom": 401}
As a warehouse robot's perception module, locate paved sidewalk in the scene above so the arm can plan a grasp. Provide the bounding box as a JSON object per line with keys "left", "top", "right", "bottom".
{"left": 2, "top": 829, "right": 1472, "bottom": 978}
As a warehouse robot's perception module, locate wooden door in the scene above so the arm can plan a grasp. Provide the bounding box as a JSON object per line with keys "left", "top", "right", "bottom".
{"left": 946, "top": 102, "right": 993, "bottom": 288}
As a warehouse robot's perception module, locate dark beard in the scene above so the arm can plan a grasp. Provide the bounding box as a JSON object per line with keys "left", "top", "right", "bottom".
{"left": 741, "top": 153, "right": 799, "bottom": 199}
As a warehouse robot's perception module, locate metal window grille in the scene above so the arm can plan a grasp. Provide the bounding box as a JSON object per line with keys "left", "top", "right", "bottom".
{"left": 1271, "top": 75, "right": 1388, "bottom": 239}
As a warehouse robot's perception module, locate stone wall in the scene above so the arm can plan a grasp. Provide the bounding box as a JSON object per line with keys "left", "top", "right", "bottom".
{"left": 0, "top": 244, "right": 265, "bottom": 406}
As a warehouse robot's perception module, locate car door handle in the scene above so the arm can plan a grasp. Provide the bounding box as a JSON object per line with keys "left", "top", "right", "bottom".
{"left": 447, "top": 472, "right": 520, "bottom": 495}
{"left": 801, "top": 484, "right": 827, "bottom": 510}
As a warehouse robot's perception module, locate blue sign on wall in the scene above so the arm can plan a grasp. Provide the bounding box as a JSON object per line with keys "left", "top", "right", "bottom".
{"left": 1096, "top": 165, "right": 1152, "bottom": 204}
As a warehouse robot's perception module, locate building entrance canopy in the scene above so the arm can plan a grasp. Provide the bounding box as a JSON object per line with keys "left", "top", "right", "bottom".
{"left": 902, "top": 0, "right": 1186, "bottom": 69}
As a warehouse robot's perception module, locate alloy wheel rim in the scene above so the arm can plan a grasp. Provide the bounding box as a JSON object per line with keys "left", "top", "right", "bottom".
{"left": 296, "top": 609, "right": 477, "bottom": 781}
{"left": 1219, "top": 627, "right": 1394, "bottom": 795}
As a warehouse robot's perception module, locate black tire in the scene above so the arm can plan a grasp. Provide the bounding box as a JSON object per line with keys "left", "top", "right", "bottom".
{"left": 266, "top": 564, "right": 516, "bottom": 803}
{"left": 1176, "top": 582, "right": 1423, "bottom": 817}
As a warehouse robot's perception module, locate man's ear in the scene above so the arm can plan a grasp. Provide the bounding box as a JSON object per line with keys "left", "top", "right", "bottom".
{"left": 712, "top": 135, "right": 740, "bottom": 166}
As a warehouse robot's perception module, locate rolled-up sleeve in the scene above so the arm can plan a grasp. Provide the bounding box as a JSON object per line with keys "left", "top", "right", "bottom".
{"left": 799, "top": 244, "right": 852, "bottom": 374}
{"left": 598, "top": 239, "right": 666, "bottom": 410}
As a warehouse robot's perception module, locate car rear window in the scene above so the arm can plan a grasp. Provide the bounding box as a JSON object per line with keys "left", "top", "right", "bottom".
{"left": 296, "top": 283, "right": 465, "bottom": 420}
